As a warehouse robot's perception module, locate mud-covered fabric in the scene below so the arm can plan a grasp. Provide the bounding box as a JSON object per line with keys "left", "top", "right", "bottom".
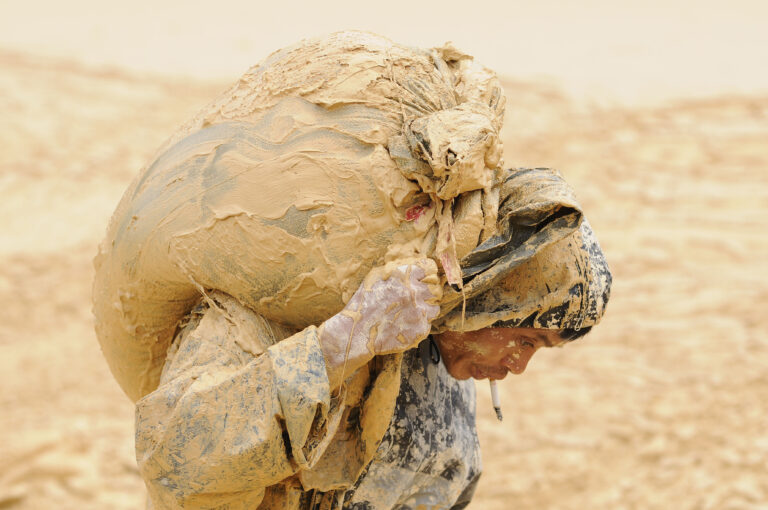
{"left": 92, "top": 31, "right": 507, "bottom": 404}
{"left": 135, "top": 295, "right": 342, "bottom": 509}
{"left": 342, "top": 344, "right": 481, "bottom": 510}
{"left": 440, "top": 218, "right": 612, "bottom": 333}
{"left": 437, "top": 168, "right": 612, "bottom": 333}
{"left": 137, "top": 294, "right": 479, "bottom": 510}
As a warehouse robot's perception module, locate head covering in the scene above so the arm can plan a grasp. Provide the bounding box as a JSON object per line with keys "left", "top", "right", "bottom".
{"left": 435, "top": 167, "right": 612, "bottom": 332}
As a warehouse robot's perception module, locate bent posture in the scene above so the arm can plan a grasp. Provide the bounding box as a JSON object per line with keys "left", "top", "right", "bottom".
{"left": 95, "top": 32, "right": 612, "bottom": 510}
{"left": 136, "top": 211, "right": 610, "bottom": 509}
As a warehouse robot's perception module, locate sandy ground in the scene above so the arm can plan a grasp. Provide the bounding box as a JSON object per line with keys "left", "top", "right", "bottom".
{"left": 1, "top": 42, "right": 767, "bottom": 510}
{"left": 4, "top": 0, "right": 768, "bottom": 105}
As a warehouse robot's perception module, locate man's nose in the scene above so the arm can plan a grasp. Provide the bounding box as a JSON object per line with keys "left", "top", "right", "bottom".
{"left": 504, "top": 349, "right": 537, "bottom": 374}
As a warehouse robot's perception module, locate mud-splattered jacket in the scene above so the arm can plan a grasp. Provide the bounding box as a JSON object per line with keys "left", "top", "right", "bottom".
{"left": 134, "top": 167, "right": 613, "bottom": 509}
{"left": 136, "top": 292, "right": 481, "bottom": 509}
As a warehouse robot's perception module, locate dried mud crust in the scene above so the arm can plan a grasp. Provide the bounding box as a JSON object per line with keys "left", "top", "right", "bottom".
{"left": 1, "top": 51, "right": 768, "bottom": 509}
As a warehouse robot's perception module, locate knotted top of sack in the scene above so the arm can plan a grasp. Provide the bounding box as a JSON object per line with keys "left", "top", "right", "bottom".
{"left": 165, "top": 31, "right": 506, "bottom": 203}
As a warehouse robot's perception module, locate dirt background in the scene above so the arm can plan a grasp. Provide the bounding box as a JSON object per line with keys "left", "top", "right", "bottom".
{"left": 1, "top": 2, "right": 767, "bottom": 509}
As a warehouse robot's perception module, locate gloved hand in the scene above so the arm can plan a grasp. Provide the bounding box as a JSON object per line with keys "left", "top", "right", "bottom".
{"left": 319, "top": 258, "right": 442, "bottom": 387}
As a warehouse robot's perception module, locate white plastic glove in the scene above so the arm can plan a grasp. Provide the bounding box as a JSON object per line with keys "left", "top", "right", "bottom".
{"left": 319, "top": 258, "right": 442, "bottom": 387}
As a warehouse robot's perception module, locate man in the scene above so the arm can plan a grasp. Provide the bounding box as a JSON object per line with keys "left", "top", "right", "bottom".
{"left": 134, "top": 166, "right": 611, "bottom": 510}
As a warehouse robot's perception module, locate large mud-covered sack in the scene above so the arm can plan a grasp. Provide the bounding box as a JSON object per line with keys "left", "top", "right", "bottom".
{"left": 93, "top": 31, "right": 506, "bottom": 402}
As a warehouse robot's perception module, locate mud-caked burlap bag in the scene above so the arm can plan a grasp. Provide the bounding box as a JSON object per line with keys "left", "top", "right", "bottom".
{"left": 93, "top": 31, "right": 512, "bottom": 402}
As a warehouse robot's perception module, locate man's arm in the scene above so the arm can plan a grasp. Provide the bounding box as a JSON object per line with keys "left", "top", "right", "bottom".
{"left": 136, "top": 299, "right": 332, "bottom": 509}
{"left": 135, "top": 260, "right": 441, "bottom": 509}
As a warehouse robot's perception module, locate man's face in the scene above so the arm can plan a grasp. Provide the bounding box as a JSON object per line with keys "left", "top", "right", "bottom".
{"left": 433, "top": 327, "right": 564, "bottom": 380}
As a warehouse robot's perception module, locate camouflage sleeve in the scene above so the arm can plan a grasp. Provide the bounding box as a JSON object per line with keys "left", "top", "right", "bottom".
{"left": 134, "top": 298, "right": 338, "bottom": 510}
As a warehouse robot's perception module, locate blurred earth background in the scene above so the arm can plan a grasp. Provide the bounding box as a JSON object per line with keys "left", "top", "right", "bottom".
{"left": 1, "top": 1, "right": 767, "bottom": 508}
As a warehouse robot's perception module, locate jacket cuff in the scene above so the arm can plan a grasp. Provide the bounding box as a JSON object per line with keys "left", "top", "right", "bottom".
{"left": 267, "top": 326, "right": 332, "bottom": 468}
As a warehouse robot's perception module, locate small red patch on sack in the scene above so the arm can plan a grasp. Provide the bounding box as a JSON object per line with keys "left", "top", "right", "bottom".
{"left": 405, "top": 205, "right": 426, "bottom": 221}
